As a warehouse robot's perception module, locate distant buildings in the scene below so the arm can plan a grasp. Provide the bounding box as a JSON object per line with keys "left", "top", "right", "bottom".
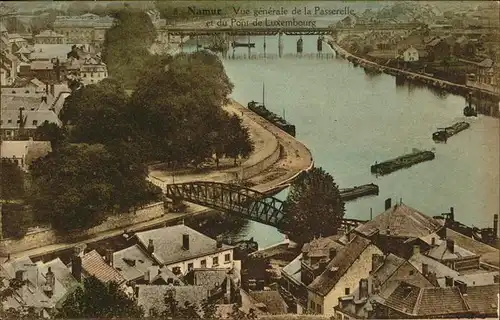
{"left": 0, "top": 139, "right": 52, "bottom": 171}
{"left": 53, "top": 13, "right": 115, "bottom": 48}
{"left": 34, "top": 30, "right": 66, "bottom": 45}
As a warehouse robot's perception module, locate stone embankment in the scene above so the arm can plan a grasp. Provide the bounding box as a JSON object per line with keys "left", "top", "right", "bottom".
{"left": 6, "top": 100, "right": 313, "bottom": 260}
{"left": 328, "top": 39, "right": 500, "bottom": 107}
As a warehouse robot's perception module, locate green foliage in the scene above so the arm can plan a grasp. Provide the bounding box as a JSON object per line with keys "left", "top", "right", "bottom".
{"left": 162, "top": 294, "right": 201, "bottom": 319}
{"left": 29, "top": 143, "right": 160, "bottom": 232}
{"left": 33, "top": 121, "right": 65, "bottom": 150}
{"left": 1, "top": 203, "right": 32, "bottom": 239}
{"left": 102, "top": 9, "right": 157, "bottom": 89}
{"left": 283, "top": 167, "right": 345, "bottom": 243}
{"left": 0, "top": 161, "right": 25, "bottom": 200}
{"left": 57, "top": 276, "right": 143, "bottom": 319}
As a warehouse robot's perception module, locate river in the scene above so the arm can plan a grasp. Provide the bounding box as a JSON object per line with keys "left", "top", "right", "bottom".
{"left": 183, "top": 32, "right": 499, "bottom": 249}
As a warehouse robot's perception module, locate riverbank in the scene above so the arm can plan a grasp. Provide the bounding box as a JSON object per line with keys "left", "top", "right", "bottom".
{"left": 327, "top": 39, "right": 500, "bottom": 117}
{"left": 9, "top": 100, "right": 313, "bottom": 260}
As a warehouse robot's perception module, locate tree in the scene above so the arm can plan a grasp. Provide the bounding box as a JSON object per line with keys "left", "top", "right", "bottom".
{"left": 57, "top": 276, "right": 143, "bottom": 319}
{"left": 1, "top": 203, "right": 32, "bottom": 239}
{"left": 282, "top": 167, "right": 345, "bottom": 243}
{"left": 0, "top": 160, "right": 25, "bottom": 200}
{"left": 29, "top": 143, "right": 160, "bottom": 232}
{"left": 33, "top": 121, "right": 65, "bottom": 150}
{"left": 162, "top": 293, "right": 200, "bottom": 319}
{"left": 224, "top": 114, "right": 254, "bottom": 166}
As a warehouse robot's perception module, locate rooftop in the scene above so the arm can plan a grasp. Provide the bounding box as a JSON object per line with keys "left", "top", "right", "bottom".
{"left": 308, "top": 235, "right": 372, "bottom": 296}
{"left": 302, "top": 234, "right": 343, "bottom": 258}
{"left": 134, "top": 225, "right": 234, "bottom": 265}
{"left": 81, "top": 250, "right": 126, "bottom": 285}
{"left": 426, "top": 238, "right": 477, "bottom": 261}
{"left": 112, "top": 244, "right": 154, "bottom": 282}
{"left": 282, "top": 253, "right": 302, "bottom": 284}
{"left": 354, "top": 203, "right": 443, "bottom": 238}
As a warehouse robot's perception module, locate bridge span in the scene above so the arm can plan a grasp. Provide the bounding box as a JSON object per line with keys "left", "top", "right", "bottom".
{"left": 160, "top": 23, "right": 425, "bottom": 36}
{"left": 165, "top": 181, "right": 367, "bottom": 232}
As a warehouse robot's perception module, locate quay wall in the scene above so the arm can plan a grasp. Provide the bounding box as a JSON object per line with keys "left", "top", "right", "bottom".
{"left": 0, "top": 202, "right": 164, "bottom": 255}
{"left": 327, "top": 40, "right": 500, "bottom": 117}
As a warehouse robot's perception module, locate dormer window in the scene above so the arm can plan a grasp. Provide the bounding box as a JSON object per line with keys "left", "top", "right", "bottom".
{"left": 32, "top": 120, "right": 38, "bottom": 126}
{"left": 11, "top": 90, "right": 16, "bottom": 94}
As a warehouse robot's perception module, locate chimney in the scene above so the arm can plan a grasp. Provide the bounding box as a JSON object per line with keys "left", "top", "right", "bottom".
{"left": 182, "top": 234, "right": 190, "bottom": 250}
{"left": 45, "top": 82, "right": 49, "bottom": 94}
{"left": 446, "top": 239, "right": 455, "bottom": 253}
{"left": 455, "top": 280, "right": 467, "bottom": 294}
{"left": 72, "top": 255, "right": 82, "bottom": 282}
{"left": 144, "top": 270, "right": 150, "bottom": 282}
{"left": 412, "top": 245, "right": 420, "bottom": 256}
{"left": 105, "top": 249, "right": 113, "bottom": 266}
{"left": 386, "top": 227, "right": 391, "bottom": 235}
{"left": 15, "top": 270, "right": 27, "bottom": 282}
{"left": 18, "top": 107, "right": 24, "bottom": 129}
{"left": 346, "top": 232, "right": 352, "bottom": 242}
{"left": 41, "top": 94, "right": 47, "bottom": 103}
{"left": 147, "top": 239, "right": 154, "bottom": 253}
{"left": 319, "top": 259, "right": 328, "bottom": 271}
{"left": 449, "top": 207, "right": 455, "bottom": 221}
{"left": 422, "top": 263, "right": 428, "bottom": 276}
{"left": 50, "top": 84, "right": 55, "bottom": 97}
{"left": 445, "top": 276, "right": 453, "bottom": 287}
{"left": 385, "top": 198, "right": 392, "bottom": 210}
{"left": 493, "top": 214, "right": 498, "bottom": 238}
{"left": 359, "top": 278, "right": 369, "bottom": 299}
{"left": 44, "top": 267, "right": 55, "bottom": 297}
{"left": 329, "top": 248, "right": 337, "bottom": 260}
{"left": 371, "top": 254, "right": 384, "bottom": 272}
{"left": 431, "top": 237, "right": 436, "bottom": 246}
{"left": 216, "top": 235, "right": 223, "bottom": 248}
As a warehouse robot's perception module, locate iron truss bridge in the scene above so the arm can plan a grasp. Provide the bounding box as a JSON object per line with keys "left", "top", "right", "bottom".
{"left": 165, "top": 181, "right": 367, "bottom": 230}
{"left": 161, "top": 23, "right": 425, "bottom": 36}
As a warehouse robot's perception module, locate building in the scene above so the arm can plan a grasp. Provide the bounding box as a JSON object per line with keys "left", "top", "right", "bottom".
{"left": 402, "top": 46, "right": 419, "bottom": 62}
{"left": 372, "top": 282, "right": 499, "bottom": 318}
{"left": 306, "top": 235, "right": 383, "bottom": 316}
{"left": 132, "top": 225, "right": 236, "bottom": 276}
{"left": 34, "top": 30, "right": 66, "bottom": 45}
{"left": 79, "top": 56, "right": 108, "bottom": 86}
{"left": 425, "top": 37, "right": 451, "bottom": 61}
{"left": 0, "top": 256, "right": 79, "bottom": 317}
{"left": 53, "top": 14, "right": 115, "bottom": 47}
{"left": 80, "top": 250, "right": 127, "bottom": 287}
{"left": 0, "top": 139, "right": 52, "bottom": 171}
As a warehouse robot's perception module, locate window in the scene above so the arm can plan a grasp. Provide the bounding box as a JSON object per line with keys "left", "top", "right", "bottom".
{"left": 200, "top": 259, "right": 206, "bottom": 267}
{"left": 172, "top": 267, "right": 181, "bottom": 275}
{"left": 11, "top": 90, "right": 15, "bottom": 94}
{"left": 316, "top": 304, "right": 321, "bottom": 313}
{"left": 336, "top": 312, "right": 343, "bottom": 320}
{"left": 32, "top": 120, "right": 38, "bottom": 126}
{"left": 224, "top": 253, "right": 231, "bottom": 262}
{"left": 213, "top": 257, "right": 219, "bottom": 266}
{"left": 409, "top": 270, "right": 415, "bottom": 275}
{"left": 25, "top": 90, "right": 29, "bottom": 93}
{"left": 310, "top": 301, "right": 316, "bottom": 312}
{"left": 187, "top": 263, "right": 193, "bottom": 271}
{"left": 344, "top": 316, "right": 350, "bottom": 320}
{"left": 7, "top": 119, "right": 12, "bottom": 124}
{"left": 345, "top": 288, "right": 350, "bottom": 295}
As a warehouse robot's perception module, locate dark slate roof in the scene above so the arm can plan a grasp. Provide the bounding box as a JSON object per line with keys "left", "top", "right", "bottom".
{"left": 249, "top": 290, "right": 288, "bottom": 315}
{"left": 426, "top": 239, "right": 477, "bottom": 261}
{"left": 301, "top": 235, "right": 343, "bottom": 257}
{"left": 81, "top": 250, "right": 126, "bottom": 285}
{"left": 382, "top": 282, "right": 500, "bottom": 317}
{"left": 308, "top": 235, "right": 371, "bottom": 296}
{"left": 355, "top": 204, "right": 442, "bottom": 238}
{"left": 112, "top": 244, "right": 155, "bottom": 281}
{"left": 135, "top": 225, "right": 233, "bottom": 265}
{"left": 444, "top": 229, "right": 499, "bottom": 267}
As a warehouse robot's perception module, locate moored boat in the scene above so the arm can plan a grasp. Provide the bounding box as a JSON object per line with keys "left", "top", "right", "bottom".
{"left": 371, "top": 149, "right": 435, "bottom": 176}
{"left": 340, "top": 183, "right": 379, "bottom": 201}
{"left": 432, "top": 121, "right": 470, "bottom": 142}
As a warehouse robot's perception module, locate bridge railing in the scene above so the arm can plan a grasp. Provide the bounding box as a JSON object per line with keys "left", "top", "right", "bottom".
{"left": 221, "top": 52, "right": 336, "bottom": 60}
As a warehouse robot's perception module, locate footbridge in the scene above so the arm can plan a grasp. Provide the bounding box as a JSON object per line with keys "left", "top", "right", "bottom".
{"left": 165, "top": 181, "right": 367, "bottom": 231}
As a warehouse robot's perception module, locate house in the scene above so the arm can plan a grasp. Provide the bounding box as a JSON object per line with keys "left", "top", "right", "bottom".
{"left": 79, "top": 56, "right": 108, "bottom": 86}
{"left": 425, "top": 37, "right": 451, "bottom": 61}
{"left": 133, "top": 225, "right": 236, "bottom": 276}
{"left": 80, "top": 250, "right": 127, "bottom": 287}
{"left": 34, "top": 30, "right": 66, "bottom": 45}
{"left": 0, "top": 256, "right": 79, "bottom": 317}
{"left": 0, "top": 139, "right": 52, "bottom": 171}
{"left": 306, "top": 235, "right": 383, "bottom": 316}
{"left": 372, "top": 282, "right": 499, "bottom": 318}
{"left": 333, "top": 253, "right": 435, "bottom": 319}
{"left": 402, "top": 46, "right": 419, "bottom": 62}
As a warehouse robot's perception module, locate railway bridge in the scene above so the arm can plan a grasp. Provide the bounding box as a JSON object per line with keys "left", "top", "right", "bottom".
{"left": 165, "top": 181, "right": 367, "bottom": 232}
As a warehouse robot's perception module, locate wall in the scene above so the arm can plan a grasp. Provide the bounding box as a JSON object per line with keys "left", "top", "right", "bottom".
{"left": 0, "top": 202, "right": 164, "bottom": 255}
{"left": 165, "top": 248, "right": 234, "bottom": 275}
{"left": 309, "top": 244, "right": 383, "bottom": 316}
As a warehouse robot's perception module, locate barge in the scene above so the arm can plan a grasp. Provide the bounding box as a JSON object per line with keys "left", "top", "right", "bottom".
{"left": 248, "top": 83, "right": 296, "bottom": 137}
{"left": 232, "top": 41, "right": 255, "bottom": 48}
{"left": 432, "top": 121, "right": 470, "bottom": 142}
{"left": 340, "top": 183, "right": 379, "bottom": 201}
{"left": 371, "top": 149, "right": 435, "bottom": 176}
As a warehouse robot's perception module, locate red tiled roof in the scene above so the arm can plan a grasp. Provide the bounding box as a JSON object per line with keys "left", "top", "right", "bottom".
{"left": 81, "top": 250, "right": 125, "bottom": 285}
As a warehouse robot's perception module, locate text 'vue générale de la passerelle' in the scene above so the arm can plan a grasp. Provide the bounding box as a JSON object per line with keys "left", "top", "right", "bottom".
{"left": 184, "top": 6, "right": 355, "bottom": 28}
